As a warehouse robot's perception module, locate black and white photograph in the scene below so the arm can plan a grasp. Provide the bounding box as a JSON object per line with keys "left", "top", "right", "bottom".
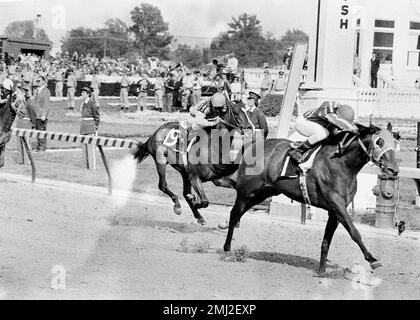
{"left": 0, "top": 0, "right": 419, "bottom": 305}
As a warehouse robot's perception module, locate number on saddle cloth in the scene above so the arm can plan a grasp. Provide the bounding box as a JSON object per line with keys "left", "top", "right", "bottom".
{"left": 162, "top": 127, "right": 197, "bottom": 154}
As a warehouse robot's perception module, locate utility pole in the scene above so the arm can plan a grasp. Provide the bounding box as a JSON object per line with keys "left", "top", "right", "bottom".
{"left": 103, "top": 31, "right": 107, "bottom": 58}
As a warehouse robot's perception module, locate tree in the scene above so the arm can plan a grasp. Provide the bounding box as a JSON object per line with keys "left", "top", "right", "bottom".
{"left": 60, "top": 27, "right": 104, "bottom": 57}
{"left": 170, "top": 44, "right": 203, "bottom": 67}
{"left": 101, "top": 18, "right": 132, "bottom": 58}
{"left": 129, "top": 3, "right": 173, "bottom": 59}
{"left": 60, "top": 18, "right": 133, "bottom": 58}
{"left": 209, "top": 13, "right": 282, "bottom": 67}
{"left": 279, "top": 29, "right": 309, "bottom": 50}
{"left": 4, "top": 20, "right": 50, "bottom": 42}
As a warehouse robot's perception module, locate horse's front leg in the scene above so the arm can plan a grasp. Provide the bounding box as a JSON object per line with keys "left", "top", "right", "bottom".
{"left": 318, "top": 211, "right": 339, "bottom": 275}
{"left": 328, "top": 192, "right": 382, "bottom": 270}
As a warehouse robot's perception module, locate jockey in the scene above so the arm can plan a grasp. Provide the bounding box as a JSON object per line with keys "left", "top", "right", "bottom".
{"left": 289, "top": 101, "right": 359, "bottom": 163}
{"left": 189, "top": 92, "right": 227, "bottom": 129}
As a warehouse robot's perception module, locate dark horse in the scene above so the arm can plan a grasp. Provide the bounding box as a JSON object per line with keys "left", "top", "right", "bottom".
{"left": 133, "top": 101, "right": 252, "bottom": 225}
{"left": 0, "top": 93, "right": 16, "bottom": 168}
{"left": 223, "top": 123, "right": 400, "bottom": 274}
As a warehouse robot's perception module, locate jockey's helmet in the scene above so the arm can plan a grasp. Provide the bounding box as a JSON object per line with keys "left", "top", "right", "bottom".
{"left": 211, "top": 92, "right": 226, "bottom": 108}
{"left": 336, "top": 104, "right": 355, "bottom": 122}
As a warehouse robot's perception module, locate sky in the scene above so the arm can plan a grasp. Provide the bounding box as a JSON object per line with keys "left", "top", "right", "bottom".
{"left": 0, "top": 0, "right": 317, "bottom": 50}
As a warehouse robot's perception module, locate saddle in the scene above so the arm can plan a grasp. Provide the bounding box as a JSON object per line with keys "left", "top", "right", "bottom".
{"left": 282, "top": 132, "right": 357, "bottom": 178}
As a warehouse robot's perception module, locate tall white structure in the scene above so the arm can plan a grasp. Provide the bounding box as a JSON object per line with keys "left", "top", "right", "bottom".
{"left": 302, "top": 0, "right": 359, "bottom": 114}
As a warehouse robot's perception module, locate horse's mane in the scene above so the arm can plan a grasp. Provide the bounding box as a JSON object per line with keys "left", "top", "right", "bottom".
{"left": 322, "top": 123, "right": 381, "bottom": 146}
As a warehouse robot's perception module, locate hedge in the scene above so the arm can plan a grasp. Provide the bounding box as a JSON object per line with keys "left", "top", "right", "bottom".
{"left": 259, "top": 94, "right": 298, "bottom": 117}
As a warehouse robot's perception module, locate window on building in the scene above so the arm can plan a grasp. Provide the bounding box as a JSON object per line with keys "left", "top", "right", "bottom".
{"left": 373, "top": 20, "right": 394, "bottom": 63}
{"left": 408, "top": 21, "right": 420, "bottom": 67}
{"left": 375, "top": 20, "right": 395, "bottom": 28}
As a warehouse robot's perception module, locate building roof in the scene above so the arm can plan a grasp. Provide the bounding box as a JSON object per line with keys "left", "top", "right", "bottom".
{"left": 0, "top": 35, "right": 51, "bottom": 47}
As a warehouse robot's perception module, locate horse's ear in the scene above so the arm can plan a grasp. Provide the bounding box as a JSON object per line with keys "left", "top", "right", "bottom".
{"left": 387, "top": 122, "right": 393, "bottom": 132}
{"left": 369, "top": 114, "right": 373, "bottom": 125}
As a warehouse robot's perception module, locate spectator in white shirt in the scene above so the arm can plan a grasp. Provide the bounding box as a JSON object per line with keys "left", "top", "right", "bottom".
{"left": 230, "top": 76, "right": 242, "bottom": 101}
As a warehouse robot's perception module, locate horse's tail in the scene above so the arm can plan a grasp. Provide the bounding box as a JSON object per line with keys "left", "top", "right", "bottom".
{"left": 132, "top": 138, "right": 150, "bottom": 163}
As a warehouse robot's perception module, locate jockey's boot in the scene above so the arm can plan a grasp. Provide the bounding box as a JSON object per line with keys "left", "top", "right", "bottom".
{"left": 289, "top": 140, "right": 313, "bottom": 163}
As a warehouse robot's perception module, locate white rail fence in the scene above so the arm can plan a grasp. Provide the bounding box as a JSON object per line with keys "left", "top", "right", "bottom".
{"left": 356, "top": 88, "right": 420, "bottom": 118}
{"left": 243, "top": 68, "right": 308, "bottom": 90}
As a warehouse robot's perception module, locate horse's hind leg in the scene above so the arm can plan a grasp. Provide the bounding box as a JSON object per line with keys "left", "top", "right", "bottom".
{"left": 173, "top": 166, "right": 206, "bottom": 225}
{"left": 155, "top": 161, "right": 182, "bottom": 215}
{"left": 330, "top": 193, "right": 381, "bottom": 270}
{"left": 224, "top": 188, "right": 276, "bottom": 252}
{"left": 318, "top": 212, "right": 339, "bottom": 275}
{"left": 190, "top": 176, "right": 209, "bottom": 209}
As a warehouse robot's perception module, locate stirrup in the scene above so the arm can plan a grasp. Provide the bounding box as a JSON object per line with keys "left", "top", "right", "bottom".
{"left": 290, "top": 141, "right": 302, "bottom": 150}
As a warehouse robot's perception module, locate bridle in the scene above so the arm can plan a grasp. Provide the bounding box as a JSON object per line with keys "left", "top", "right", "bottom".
{"left": 217, "top": 104, "right": 252, "bottom": 132}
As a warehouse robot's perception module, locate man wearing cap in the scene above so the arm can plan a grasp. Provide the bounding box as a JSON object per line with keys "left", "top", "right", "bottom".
{"left": 283, "top": 47, "right": 293, "bottom": 70}
{"left": 66, "top": 69, "right": 77, "bottom": 110}
{"left": 271, "top": 70, "right": 287, "bottom": 94}
{"left": 90, "top": 70, "right": 101, "bottom": 108}
{"left": 154, "top": 72, "right": 165, "bottom": 111}
{"left": 120, "top": 72, "right": 130, "bottom": 111}
{"left": 182, "top": 70, "right": 194, "bottom": 111}
{"left": 136, "top": 74, "right": 149, "bottom": 112}
{"left": 246, "top": 91, "right": 268, "bottom": 139}
{"left": 259, "top": 69, "right": 272, "bottom": 98}
{"left": 80, "top": 87, "right": 100, "bottom": 169}
{"left": 33, "top": 76, "right": 51, "bottom": 152}
{"left": 164, "top": 73, "right": 175, "bottom": 113}
{"left": 191, "top": 71, "right": 203, "bottom": 107}
{"left": 54, "top": 65, "right": 64, "bottom": 98}
{"left": 13, "top": 83, "right": 36, "bottom": 164}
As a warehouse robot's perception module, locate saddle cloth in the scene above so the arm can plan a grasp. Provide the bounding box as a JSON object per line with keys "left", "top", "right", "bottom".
{"left": 280, "top": 145, "right": 322, "bottom": 178}
{"left": 279, "top": 131, "right": 321, "bottom": 178}
{"left": 162, "top": 124, "right": 245, "bottom": 164}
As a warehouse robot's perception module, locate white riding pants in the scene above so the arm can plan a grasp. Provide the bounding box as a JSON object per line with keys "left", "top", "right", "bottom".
{"left": 294, "top": 116, "right": 329, "bottom": 145}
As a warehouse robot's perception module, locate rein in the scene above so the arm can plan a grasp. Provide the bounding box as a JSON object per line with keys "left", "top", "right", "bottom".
{"left": 218, "top": 105, "right": 248, "bottom": 131}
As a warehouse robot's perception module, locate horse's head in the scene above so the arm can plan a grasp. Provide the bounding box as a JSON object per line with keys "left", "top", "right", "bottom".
{"left": 220, "top": 101, "right": 253, "bottom": 132}
{"left": 357, "top": 123, "right": 400, "bottom": 179}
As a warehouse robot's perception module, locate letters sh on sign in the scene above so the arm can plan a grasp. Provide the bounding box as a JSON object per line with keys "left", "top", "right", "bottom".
{"left": 340, "top": 0, "right": 349, "bottom": 29}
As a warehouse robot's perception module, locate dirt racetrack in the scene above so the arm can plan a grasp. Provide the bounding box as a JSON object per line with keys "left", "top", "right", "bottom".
{"left": 0, "top": 174, "right": 419, "bottom": 300}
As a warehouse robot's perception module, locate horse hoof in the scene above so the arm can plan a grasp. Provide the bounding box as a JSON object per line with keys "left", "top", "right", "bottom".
{"left": 316, "top": 269, "right": 326, "bottom": 276}
{"left": 218, "top": 221, "right": 229, "bottom": 229}
{"left": 223, "top": 246, "right": 231, "bottom": 252}
{"left": 370, "top": 261, "right": 382, "bottom": 270}
{"left": 197, "top": 218, "right": 206, "bottom": 225}
{"left": 173, "top": 205, "right": 182, "bottom": 215}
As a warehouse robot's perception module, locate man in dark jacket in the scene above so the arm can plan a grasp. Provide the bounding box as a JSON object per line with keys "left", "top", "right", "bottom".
{"left": 32, "top": 76, "right": 51, "bottom": 151}
{"left": 370, "top": 52, "right": 380, "bottom": 88}
{"left": 80, "top": 87, "right": 100, "bottom": 170}
{"left": 245, "top": 91, "right": 269, "bottom": 139}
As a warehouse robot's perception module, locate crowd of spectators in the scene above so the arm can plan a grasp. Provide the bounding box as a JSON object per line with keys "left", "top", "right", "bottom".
{"left": 0, "top": 50, "right": 248, "bottom": 113}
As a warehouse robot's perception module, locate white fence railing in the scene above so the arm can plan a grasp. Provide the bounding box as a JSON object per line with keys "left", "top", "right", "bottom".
{"left": 243, "top": 68, "right": 308, "bottom": 90}
{"left": 357, "top": 88, "right": 420, "bottom": 118}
